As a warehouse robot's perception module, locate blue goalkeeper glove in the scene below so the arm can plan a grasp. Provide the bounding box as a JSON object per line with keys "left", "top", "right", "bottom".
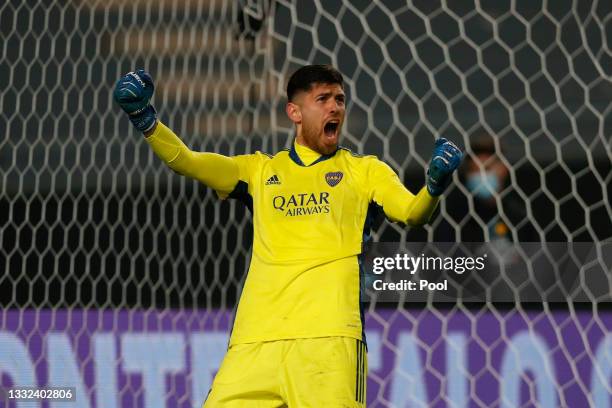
{"left": 426, "top": 138, "right": 463, "bottom": 196}
{"left": 113, "top": 69, "right": 157, "bottom": 133}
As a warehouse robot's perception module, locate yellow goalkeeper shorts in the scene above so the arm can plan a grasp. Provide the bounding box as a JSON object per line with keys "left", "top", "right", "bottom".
{"left": 202, "top": 336, "right": 367, "bottom": 408}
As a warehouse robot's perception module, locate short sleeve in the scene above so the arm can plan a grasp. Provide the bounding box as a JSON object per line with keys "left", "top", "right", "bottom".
{"left": 221, "top": 152, "right": 269, "bottom": 202}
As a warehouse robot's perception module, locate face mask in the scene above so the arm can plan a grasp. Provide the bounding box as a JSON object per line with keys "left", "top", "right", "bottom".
{"left": 466, "top": 172, "right": 499, "bottom": 199}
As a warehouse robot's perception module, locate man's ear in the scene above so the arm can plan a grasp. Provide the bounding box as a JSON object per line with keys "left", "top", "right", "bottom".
{"left": 286, "top": 102, "right": 302, "bottom": 124}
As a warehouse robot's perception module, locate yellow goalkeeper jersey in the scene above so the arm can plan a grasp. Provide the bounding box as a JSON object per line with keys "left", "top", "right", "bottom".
{"left": 146, "top": 122, "right": 439, "bottom": 345}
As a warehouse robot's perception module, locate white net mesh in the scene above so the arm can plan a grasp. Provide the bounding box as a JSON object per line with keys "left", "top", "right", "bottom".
{"left": 1, "top": 0, "right": 611, "bottom": 407}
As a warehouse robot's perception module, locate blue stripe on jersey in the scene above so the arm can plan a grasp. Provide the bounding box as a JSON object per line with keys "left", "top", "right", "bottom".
{"left": 358, "top": 202, "right": 383, "bottom": 349}
{"left": 228, "top": 180, "right": 253, "bottom": 213}
{"left": 288, "top": 143, "right": 338, "bottom": 167}
{"left": 226, "top": 179, "right": 254, "bottom": 349}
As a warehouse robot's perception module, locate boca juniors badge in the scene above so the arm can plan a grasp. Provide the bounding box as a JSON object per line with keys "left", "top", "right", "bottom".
{"left": 325, "top": 171, "right": 343, "bottom": 187}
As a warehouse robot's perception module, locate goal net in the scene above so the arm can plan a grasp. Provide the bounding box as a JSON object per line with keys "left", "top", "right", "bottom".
{"left": 1, "top": 0, "right": 611, "bottom": 407}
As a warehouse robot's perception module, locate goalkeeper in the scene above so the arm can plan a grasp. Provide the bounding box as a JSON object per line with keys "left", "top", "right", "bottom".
{"left": 114, "top": 65, "right": 462, "bottom": 407}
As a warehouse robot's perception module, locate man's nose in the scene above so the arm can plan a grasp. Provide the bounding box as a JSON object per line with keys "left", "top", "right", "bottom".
{"left": 328, "top": 99, "right": 340, "bottom": 113}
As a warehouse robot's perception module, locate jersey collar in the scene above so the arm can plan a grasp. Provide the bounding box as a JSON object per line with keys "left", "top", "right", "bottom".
{"left": 289, "top": 141, "right": 338, "bottom": 167}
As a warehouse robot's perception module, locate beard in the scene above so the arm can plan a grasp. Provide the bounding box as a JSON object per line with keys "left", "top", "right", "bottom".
{"left": 300, "top": 120, "right": 340, "bottom": 155}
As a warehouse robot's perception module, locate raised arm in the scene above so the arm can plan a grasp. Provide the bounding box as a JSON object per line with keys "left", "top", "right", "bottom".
{"left": 368, "top": 159, "right": 439, "bottom": 226}
{"left": 369, "top": 138, "right": 462, "bottom": 226}
{"left": 113, "top": 69, "right": 239, "bottom": 196}
{"left": 144, "top": 122, "right": 239, "bottom": 195}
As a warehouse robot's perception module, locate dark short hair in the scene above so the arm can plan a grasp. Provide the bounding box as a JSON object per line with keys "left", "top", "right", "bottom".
{"left": 470, "top": 136, "right": 496, "bottom": 156}
{"left": 286, "top": 64, "right": 344, "bottom": 102}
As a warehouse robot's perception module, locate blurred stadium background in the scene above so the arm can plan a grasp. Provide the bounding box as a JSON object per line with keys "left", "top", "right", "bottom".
{"left": 1, "top": 0, "right": 611, "bottom": 407}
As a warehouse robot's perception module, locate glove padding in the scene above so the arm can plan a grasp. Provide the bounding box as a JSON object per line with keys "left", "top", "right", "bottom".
{"left": 113, "top": 69, "right": 157, "bottom": 133}
{"left": 426, "top": 138, "right": 463, "bottom": 196}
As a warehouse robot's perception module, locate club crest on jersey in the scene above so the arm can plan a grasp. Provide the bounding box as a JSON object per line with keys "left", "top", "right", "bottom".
{"left": 325, "top": 172, "right": 343, "bottom": 187}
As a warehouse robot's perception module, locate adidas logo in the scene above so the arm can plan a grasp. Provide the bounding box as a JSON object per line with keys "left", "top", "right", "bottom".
{"left": 265, "top": 175, "right": 281, "bottom": 185}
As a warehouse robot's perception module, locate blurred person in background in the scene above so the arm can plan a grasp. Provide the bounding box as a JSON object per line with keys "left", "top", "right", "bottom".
{"left": 431, "top": 136, "right": 541, "bottom": 301}
{"left": 464, "top": 136, "right": 512, "bottom": 242}
{"left": 434, "top": 135, "right": 537, "bottom": 243}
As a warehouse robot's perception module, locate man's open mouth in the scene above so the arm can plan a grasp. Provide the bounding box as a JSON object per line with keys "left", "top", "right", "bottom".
{"left": 324, "top": 121, "right": 339, "bottom": 137}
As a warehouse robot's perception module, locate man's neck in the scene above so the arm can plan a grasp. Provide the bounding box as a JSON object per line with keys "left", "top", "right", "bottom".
{"left": 294, "top": 139, "right": 322, "bottom": 166}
